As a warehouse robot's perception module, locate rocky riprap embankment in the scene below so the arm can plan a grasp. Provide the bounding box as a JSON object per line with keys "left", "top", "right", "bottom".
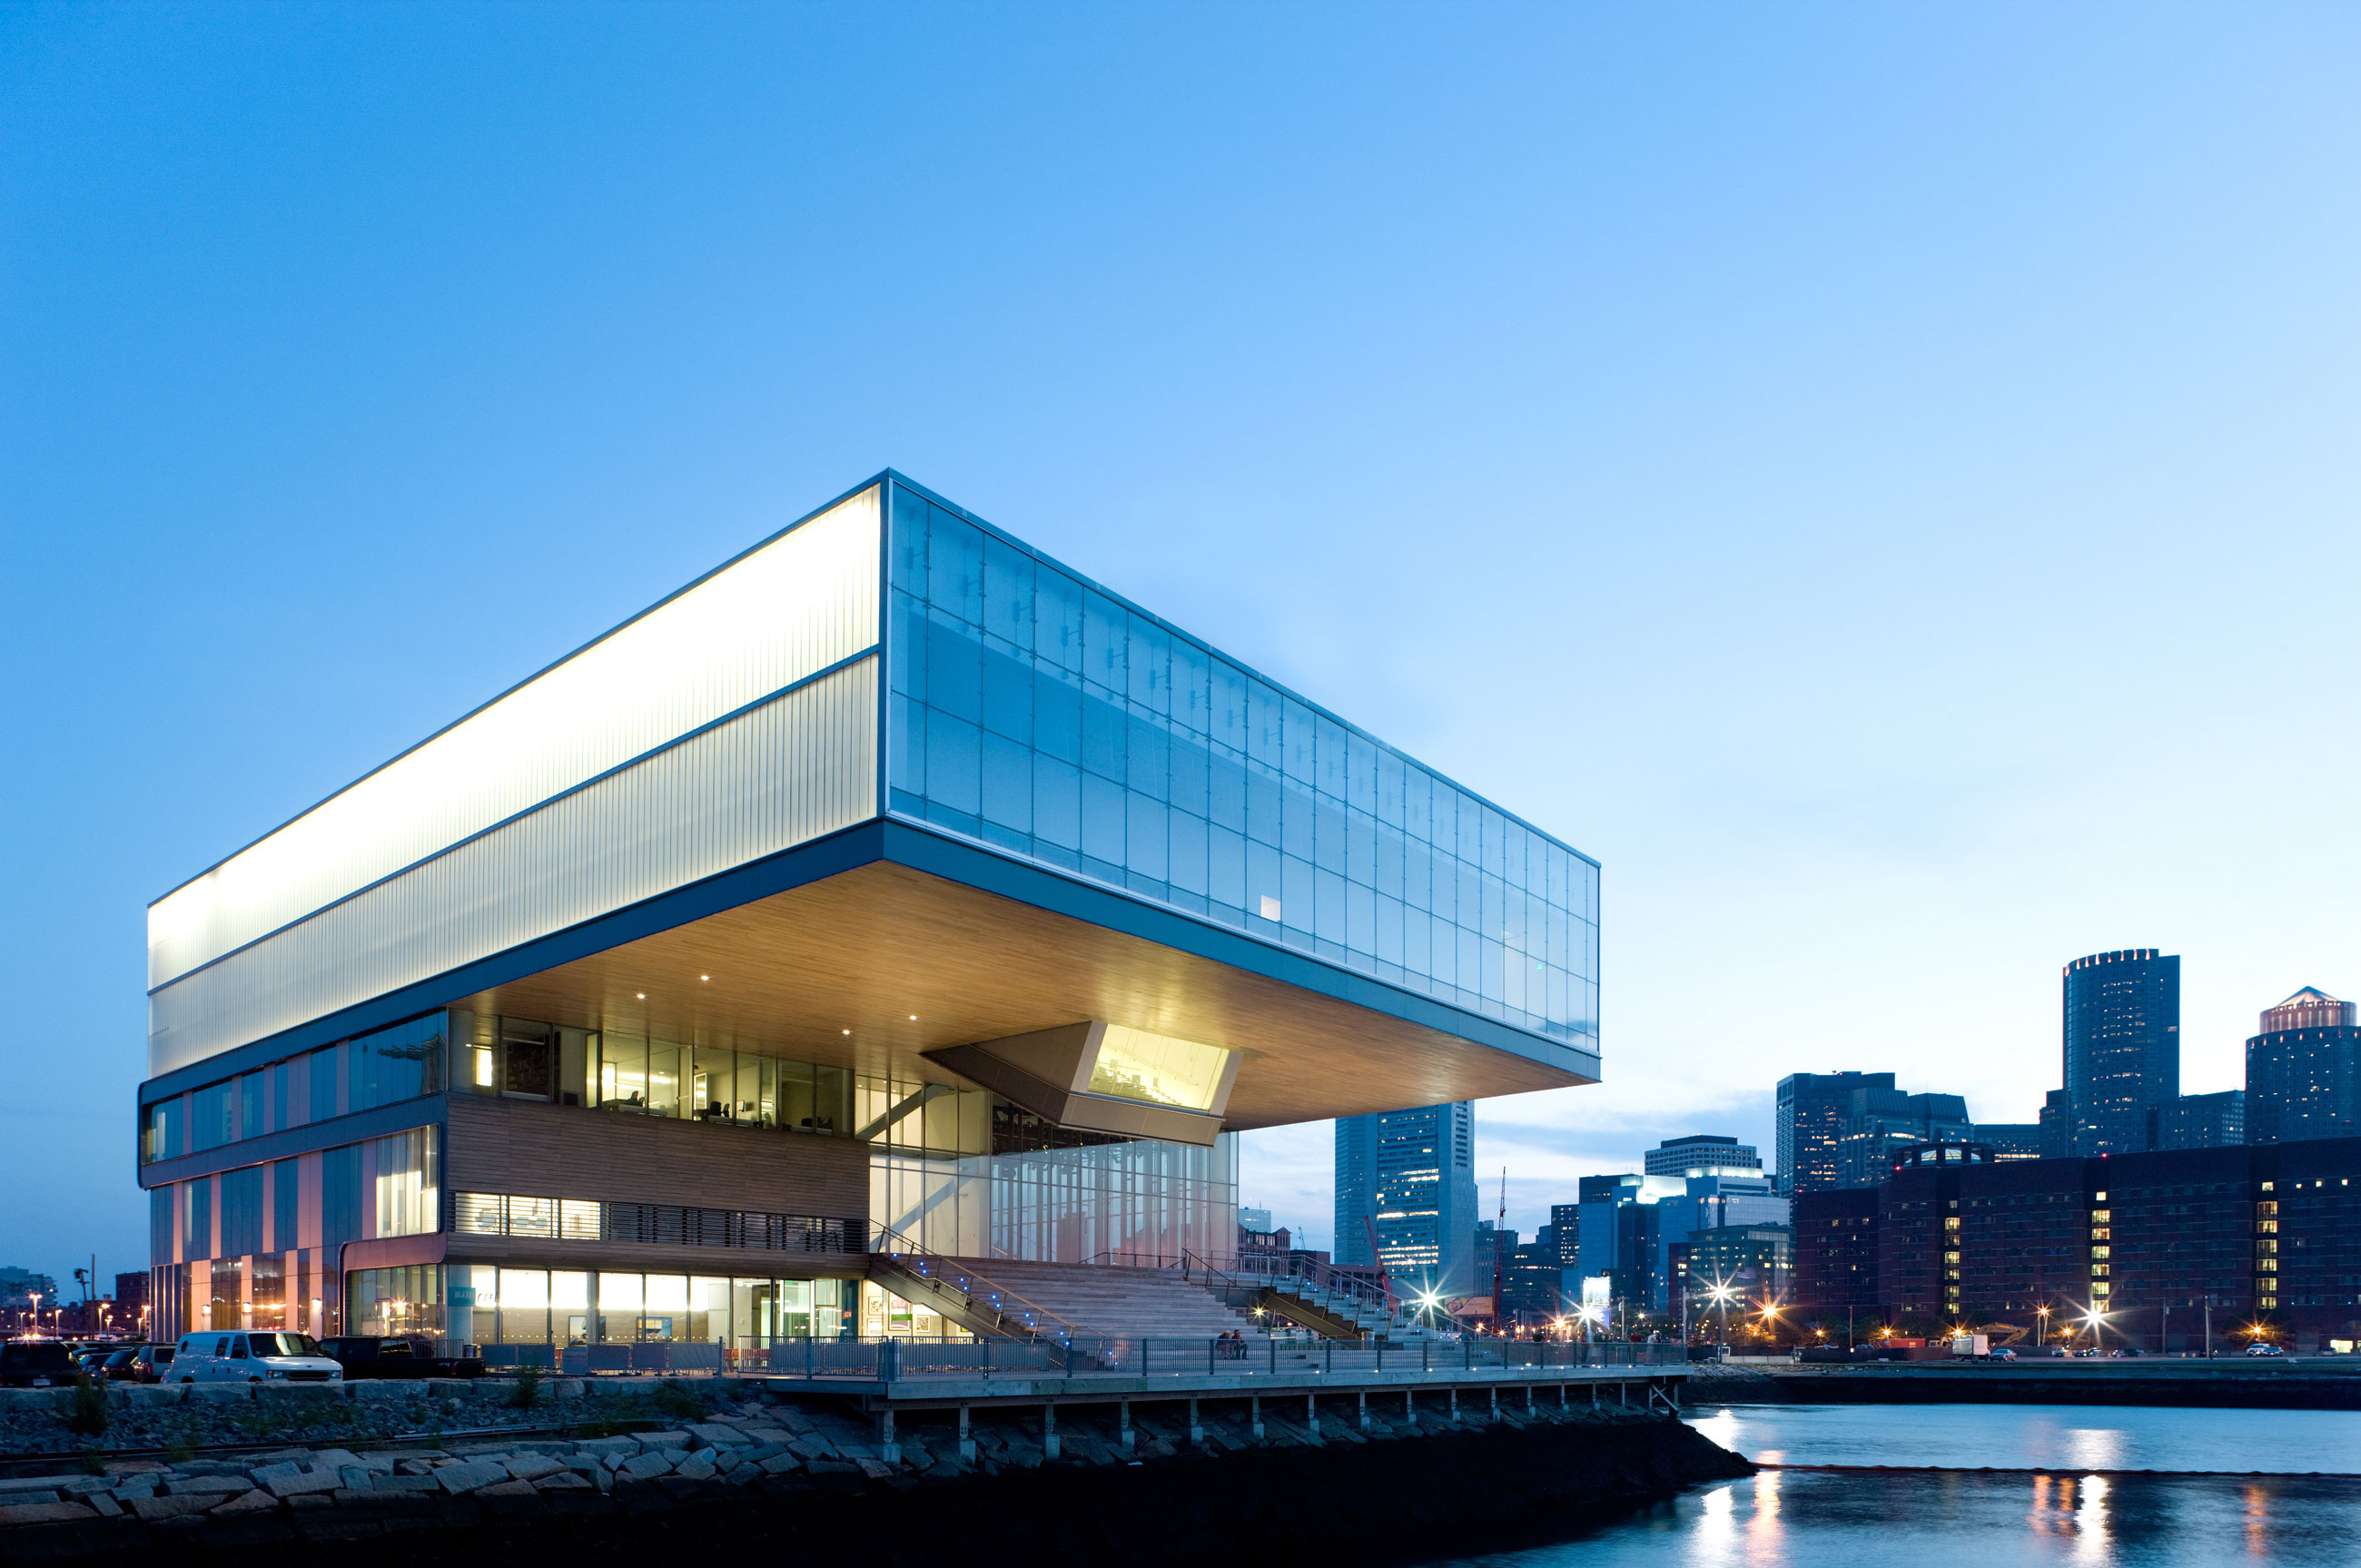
{"left": 0, "top": 1389, "right": 1751, "bottom": 1566}
{"left": 0, "top": 1375, "right": 640, "bottom": 1455}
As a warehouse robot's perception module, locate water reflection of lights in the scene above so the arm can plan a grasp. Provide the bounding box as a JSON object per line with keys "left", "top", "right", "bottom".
{"left": 1691, "top": 1409, "right": 1743, "bottom": 1454}
{"left": 2247, "top": 1484, "right": 2271, "bottom": 1558}
{"left": 2065, "top": 1427, "right": 2128, "bottom": 1472}
{"left": 2029, "top": 1472, "right": 2110, "bottom": 1547}
{"left": 1750, "top": 1467, "right": 1784, "bottom": 1551}
{"left": 1695, "top": 1481, "right": 1737, "bottom": 1558}
{"left": 2075, "top": 1474, "right": 2112, "bottom": 1562}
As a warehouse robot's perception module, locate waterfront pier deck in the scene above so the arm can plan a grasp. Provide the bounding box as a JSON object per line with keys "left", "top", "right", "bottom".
{"left": 755, "top": 1338, "right": 1690, "bottom": 1455}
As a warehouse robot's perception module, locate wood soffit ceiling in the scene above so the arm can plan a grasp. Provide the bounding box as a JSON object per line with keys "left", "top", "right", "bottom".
{"left": 463, "top": 861, "right": 1593, "bottom": 1131}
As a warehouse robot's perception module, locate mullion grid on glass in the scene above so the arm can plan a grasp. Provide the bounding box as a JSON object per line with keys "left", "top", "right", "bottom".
{"left": 884, "top": 483, "right": 1592, "bottom": 1045}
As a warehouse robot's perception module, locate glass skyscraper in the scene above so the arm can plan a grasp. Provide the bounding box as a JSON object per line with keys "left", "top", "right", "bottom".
{"left": 1334, "top": 1102, "right": 1478, "bottom": 1300}
{"left": 1774, "top": 1071, "right": 1894, "bottom": 1195}
{"left": 2063, "top": 949, "right": 2180, "bottom": 1156}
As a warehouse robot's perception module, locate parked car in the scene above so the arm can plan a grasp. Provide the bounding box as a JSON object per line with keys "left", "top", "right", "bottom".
{"left": 317, "top": 1336, "right": 486, "bottom": 1379}
{"left": 2110, "top": 1346, "right": 2144, "bottom": 1357}
{"left": 1992, "top": 1346, "right": 2018, "bottom": 1361}
{"left": 128, "top": 1344, "right": 175, "bottom": 1383}
{"left": 96, "top": 1346, "right": 144, "bottom": 1382}
{"left": 0, "top": 1339, "right": 75, "bottom": 1388}
{"left": 2244, "top": 1342, "right": 2287, "bottom": 1357}
{"left": 172, "top": 1331, "right": 344, "bottom": 1384}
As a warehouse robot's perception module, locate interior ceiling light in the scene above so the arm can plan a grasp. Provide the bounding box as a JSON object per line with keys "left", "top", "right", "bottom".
{"left": 909, "top": 1014, "right": 918, "bottom": 1021}
{"left": 636, "top": 992, "right": 646, "bottom": 1000}
{"left": 842, "top": 1029, "right": 852, "bottom": 1035}
{"left": 700, "top": 974, "right": 710, "bottom": 981}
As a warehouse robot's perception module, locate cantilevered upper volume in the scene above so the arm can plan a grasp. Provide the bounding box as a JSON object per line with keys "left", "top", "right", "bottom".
{"left": 143, "top": 473, "right": 1601, "bottom": 1137}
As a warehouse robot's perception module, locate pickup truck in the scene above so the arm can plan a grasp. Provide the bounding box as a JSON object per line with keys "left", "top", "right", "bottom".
{"left": 317, "top": 1336, "right": 487, "bottom": 1379}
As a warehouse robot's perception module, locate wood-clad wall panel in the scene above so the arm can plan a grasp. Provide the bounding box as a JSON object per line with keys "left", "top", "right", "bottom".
{"left": 446, "top": 1095, "right": 868, "bottom": 1218}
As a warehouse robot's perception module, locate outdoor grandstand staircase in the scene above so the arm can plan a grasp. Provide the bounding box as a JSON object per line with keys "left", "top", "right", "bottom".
{"left": 942, "top": 1257, "right": 1271, "bottom": 1341}
{"left": 1183, "top": 1254, "right": 1435, "bottom": 1342}
{"left": 865, "top": 1236, "right": 1082, "bottom": 1341}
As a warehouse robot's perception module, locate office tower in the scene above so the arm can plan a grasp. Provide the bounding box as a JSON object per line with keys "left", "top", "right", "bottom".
{"left": 1547, "top": 1202, "right": 1582, "bottom": 1269}
{"left": 2063, "top": 949, "right": 2180, "bottom": 1156}
{"left": 1333, "top": 1102, "right": 1477, "bottom": 1297}
{"left": 2152, "top": 1090, "right": 2246, "bottom": 1150}
{"left": 1644, "top": 1135, "right": 1762, "bottom": 1178}
{"left": 1569, "top": 1170, "right": 1784, "bottom": 1315}
{"left": 2247, "top": 988, "right": 2361, "bottom": 1145}
{"left": 1777, "top": 1072, "right": 1897, "bottom": 1195}
{"left": 1973, "top": 1123, "right": 2044, "bottom": 1161}
{"left": 1834, "top": 1088, "right": 1972, "bottom": 1187}
{"left": 2040, "top": 1090, "right": 2072, "bottom": 1159}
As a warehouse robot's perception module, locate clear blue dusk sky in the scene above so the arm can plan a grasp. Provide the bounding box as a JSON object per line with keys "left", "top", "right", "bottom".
{"left": 5, "top": 5, "right": 2359, "bottom": 1284}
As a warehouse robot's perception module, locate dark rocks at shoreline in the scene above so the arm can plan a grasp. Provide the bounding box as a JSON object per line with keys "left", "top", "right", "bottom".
{"left": 0, "top": 1392, "right": 1750, "bottom": 1565}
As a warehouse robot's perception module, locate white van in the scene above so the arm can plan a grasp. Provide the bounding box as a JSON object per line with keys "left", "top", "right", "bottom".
{"left": 173, "top": 1331, "right": 345, "bottom": 1385}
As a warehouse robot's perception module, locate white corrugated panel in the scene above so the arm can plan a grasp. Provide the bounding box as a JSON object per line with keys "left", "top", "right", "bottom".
{"left": 148, "top": 486, "right": 881, "bottom": 990}
{"left": 149, "top": 657, "right": 878, "bottom": 1077}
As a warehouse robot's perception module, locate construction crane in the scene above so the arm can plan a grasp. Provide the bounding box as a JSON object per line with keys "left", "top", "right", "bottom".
{"left": 1493, "top": 1166, "right": 1507, "bottom": 1332}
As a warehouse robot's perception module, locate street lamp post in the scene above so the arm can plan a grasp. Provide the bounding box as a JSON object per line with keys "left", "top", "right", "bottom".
{"left": 1705, "top": 1283, "right": 1735, "bottom": 1362}
{"left": 2037, "top": 1304, "right": 2050, "bottom": 1351}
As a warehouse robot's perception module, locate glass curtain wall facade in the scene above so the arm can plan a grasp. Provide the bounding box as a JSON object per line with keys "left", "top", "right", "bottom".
{"left": 884, "top": 480, "right": 1598, "bottom": 1049}
{"left": 150, "top": 1128, "right": 438, "bottom": 1342}
{"left": 864, "top": 1075, "right": 1239, "bottom": 1263}
{"left": 2064, "top": 950, "right": 2181, "bottom": 1156}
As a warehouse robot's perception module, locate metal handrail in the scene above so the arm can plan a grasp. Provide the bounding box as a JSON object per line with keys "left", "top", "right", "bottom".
{"left": 746, "top": 1333, "right": 1689, "bottom": 1382}
{"left": 868, "top": 1225, "right": 1092, "bottom": 1341}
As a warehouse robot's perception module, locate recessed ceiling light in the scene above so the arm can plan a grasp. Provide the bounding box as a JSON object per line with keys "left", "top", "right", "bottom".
{"left": 842, "top": 1029, "right": 851, "bottom": 1035}
{"left": 909, "top": 1015, "right": 918, "bottom": 1021}
{"left": 636, "top": 993, "right": 646, "bottom": 1001}
{"left": 700, "top": 975, "right": 710, "bottom": 981}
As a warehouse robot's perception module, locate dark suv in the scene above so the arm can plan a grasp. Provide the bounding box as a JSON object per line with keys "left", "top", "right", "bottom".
{"left": 0, "top": 1339, "right": 75, "bottom": 1388}
{"left": 318, "top": 1336, "right": 486, "bottom": 1379}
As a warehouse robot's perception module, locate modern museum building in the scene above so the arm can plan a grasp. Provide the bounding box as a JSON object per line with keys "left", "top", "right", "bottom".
{"left": 134, "top": 473, "right": 1600, "bottom": 1361}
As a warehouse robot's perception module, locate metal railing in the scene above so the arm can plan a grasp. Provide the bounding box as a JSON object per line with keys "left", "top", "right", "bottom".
{"left": 748, "top": 1334, "right": 1687, "bottom": 1383}
{"left": 868, "top": 1225, "right": 1092, "bottom": 1341}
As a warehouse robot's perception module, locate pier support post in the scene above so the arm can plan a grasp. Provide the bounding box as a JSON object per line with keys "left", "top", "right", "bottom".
{"left": 1448, "top": 1388, "right": 1458, "bottom": 1423}
{"left": 957, "top": 1404, "right": 974, "bottom": 1463}
{"left": 1043, "top": 1401, "right": 1059, "bottom": 1461}
{"left": 1559, "top": 1382, "right": 1568, "bottom": 1407}
{"left": 1119, "top": 1400, "right": 1133, "bottom": 1451}
{"left": 1526, "top": 1386, "right": 1534, "bottom": 1413}
{"left": 1189, "top": 1397, "right": 1203, "bottom": 1445}
{"left": 879, "top": 1408, "right": 899, "bottom": 1465}
{"left": 1488, "top": 1386, "right": 1498, "bottom": 1421}
{"left": 1306, "top": 1393, "right": 1319, "bottom": 1438}
{"left": 1405, "top": 1389, "right": 1418, "bottom": 1425}
{"left": 1250, "top": 1395, "right": 1265, "bottom": 1441}
{"left": 1358, "top": 1391, "right": 1370, "bottom": 1433}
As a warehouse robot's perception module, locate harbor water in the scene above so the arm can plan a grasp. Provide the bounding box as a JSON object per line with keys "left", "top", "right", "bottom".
{"left": 1446, "top": 1402, "right": 2361, "bottom": 1565}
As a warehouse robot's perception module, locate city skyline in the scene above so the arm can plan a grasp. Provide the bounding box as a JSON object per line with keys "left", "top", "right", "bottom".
{"left": 10, "top": 6, "right": 2361, "bottom": 1281}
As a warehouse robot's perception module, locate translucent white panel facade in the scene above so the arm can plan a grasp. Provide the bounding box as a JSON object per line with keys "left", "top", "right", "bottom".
{"left": 150, "top": 658, "right": 878, "bottom": 1074}
{"left": 149, "top": 486, "right": 881, "bottom": 991}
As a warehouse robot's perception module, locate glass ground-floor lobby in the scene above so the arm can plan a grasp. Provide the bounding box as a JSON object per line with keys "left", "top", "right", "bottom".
{"left": 356, "top": 1265, "right": 966, "bottom": 1368}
